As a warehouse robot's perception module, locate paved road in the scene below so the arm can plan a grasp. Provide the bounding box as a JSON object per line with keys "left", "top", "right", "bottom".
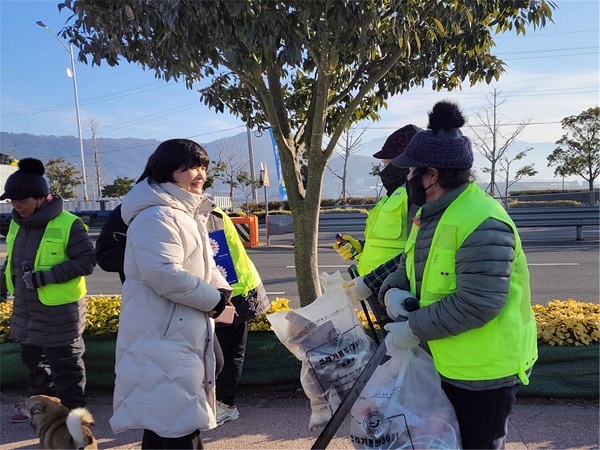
{"left": 1, "top": 391, "right": 598, "bottom": 450}
{"left": 79, "top": 225, "right": 599, "bottom": 309}
{"left": 1, "top": 225, "right": 597, "bottom": 308}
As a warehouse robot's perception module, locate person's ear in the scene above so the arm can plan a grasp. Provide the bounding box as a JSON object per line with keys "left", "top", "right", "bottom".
{"left": 426, "top": 167, "right": 440, "bottom": 185}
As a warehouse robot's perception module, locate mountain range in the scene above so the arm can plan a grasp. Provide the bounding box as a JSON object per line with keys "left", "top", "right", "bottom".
{"left": 0, "top": 131, "right": 580, "bottom": 202}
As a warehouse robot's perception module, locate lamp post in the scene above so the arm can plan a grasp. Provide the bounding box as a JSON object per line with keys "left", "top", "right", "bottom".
{"left": 36, "top": 21, "right": 88, "bottom": 201}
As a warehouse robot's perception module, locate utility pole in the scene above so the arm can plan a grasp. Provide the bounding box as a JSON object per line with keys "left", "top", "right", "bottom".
{"left": 37, "top": 21, "right": 88, "bottom": 200}
{"left": 247, "top": 127, "right": 258, "bottom": 203}
{"left": 87, "top": 118, "right": 102, "bottom": 201}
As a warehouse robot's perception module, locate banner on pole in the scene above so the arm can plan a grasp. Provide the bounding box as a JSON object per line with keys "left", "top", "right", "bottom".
{"left": 260, "top": 162, "right": 270, "bottom": 187}
{"left": 268, "top": 128, "right": 288, "bottom": 201}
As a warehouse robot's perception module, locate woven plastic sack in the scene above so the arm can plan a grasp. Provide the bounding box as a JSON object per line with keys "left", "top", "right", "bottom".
{"left": 350, "top": 343, "right": 461, "bottom": 449}
{"left": 268, "top": 271, "right": 377, "bottom": 431}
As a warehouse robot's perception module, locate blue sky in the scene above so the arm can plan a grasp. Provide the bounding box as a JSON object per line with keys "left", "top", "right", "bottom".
{"left": 0, "top": 0, "right": 598, "bottom": 148}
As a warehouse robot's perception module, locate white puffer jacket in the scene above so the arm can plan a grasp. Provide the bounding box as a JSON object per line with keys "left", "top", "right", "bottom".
{"left": 110, "top": 179, "right": 231, "bottom": 437}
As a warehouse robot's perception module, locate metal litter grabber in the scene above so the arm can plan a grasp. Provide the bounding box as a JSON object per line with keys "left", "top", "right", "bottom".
{"left": 311, "top": 294, "right": 419, "bottom": 450}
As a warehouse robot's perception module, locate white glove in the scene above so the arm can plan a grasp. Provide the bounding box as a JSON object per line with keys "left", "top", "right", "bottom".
{"left": 384, "top": 288, "right": 417, "bottom": 321}
{"left": 378, "top": 270, "right": 407, "bottom": 303}
{"left": 384, "top": 321, "right": 420, "bottom": 349}
{"left": 352, "top": 276, "right": 373, "bottom": 301}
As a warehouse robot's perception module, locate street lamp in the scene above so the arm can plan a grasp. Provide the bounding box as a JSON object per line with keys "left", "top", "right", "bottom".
{"left": 36, "top": 21, "right": 88, "bottom": 201}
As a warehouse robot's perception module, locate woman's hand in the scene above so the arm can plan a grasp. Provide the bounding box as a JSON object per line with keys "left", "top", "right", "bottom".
{"left": 209, "top": 288, "right": 231, "bottom": 318}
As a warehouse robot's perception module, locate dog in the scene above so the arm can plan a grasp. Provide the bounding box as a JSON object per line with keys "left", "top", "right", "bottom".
{"left": 16, "top": 395, "right": 98, "bottom": 449}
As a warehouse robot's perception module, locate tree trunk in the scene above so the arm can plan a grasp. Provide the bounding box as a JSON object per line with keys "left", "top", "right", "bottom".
{"left": 291, "top": 201, "right": 321, "bottom": 306}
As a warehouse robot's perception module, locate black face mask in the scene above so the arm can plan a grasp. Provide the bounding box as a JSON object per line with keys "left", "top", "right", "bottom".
{"left": 379, "top": 164, "right": 409, "bottom": 195}
{"left": 406, "top": 172, "right": 433, "bottom": 206}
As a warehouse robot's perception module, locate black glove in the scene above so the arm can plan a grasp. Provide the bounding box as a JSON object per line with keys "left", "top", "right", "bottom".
{"left": 0, "top": 291, "right": 8, "bottom": 302}
{"left": 23, "top": 270, "right": 56, "bottom": 289}
{"left": 211, "top": 288, "right": 231, "bottom": 318}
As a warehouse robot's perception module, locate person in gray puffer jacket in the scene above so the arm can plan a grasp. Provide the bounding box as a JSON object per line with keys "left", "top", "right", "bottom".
{"left": 378, "top": 102, "right": 537, "bottom": 450}
{"left": 0, "top": 158, "right": 96, "bottom": 422}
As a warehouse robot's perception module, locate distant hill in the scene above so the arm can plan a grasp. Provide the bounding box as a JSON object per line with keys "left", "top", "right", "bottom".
{"left": 0, "top": 131, "right": 584, "bottom": 202}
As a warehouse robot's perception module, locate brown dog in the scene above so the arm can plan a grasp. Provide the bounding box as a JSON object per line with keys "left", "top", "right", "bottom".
{"left": 16, "top": 395, "right": 98, "bottom": 449}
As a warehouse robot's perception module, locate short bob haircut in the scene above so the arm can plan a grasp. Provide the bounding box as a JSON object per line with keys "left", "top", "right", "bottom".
{"left": 137, "top": 139, "right": 210, "bottom": 184}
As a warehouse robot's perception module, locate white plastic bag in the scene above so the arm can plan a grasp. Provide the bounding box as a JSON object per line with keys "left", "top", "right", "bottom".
{"left": 268, "top": 271, "right": 377, "bottom": 431}
{"left": 350, "top": 343, "right": 461, "bottom": 449}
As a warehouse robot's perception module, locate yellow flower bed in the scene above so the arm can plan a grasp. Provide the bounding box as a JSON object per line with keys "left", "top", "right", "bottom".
{"left": 533, "top": 299, "right": 600, "bottom": 346}
{"left": 249, "top": 297, "right": 292, "bottom": 331}
{"left": 0, "top": 295, "right": 292, "bottom": 343}
{"left": 356, "top": 299, "right": 600, "bottom": 347}
{"left": 0, "top": 297, "right": 596, "bottom": 346}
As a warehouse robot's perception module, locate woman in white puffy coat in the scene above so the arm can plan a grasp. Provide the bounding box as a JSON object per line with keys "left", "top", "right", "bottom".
{"left": 110, "top": 139, "right": 232, "bottom": 449}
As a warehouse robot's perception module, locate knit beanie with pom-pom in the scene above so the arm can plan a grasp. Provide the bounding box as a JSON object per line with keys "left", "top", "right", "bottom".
{"left": 391, "top": 101, "right": 474, "bottom": 169}
{"left": 0, "top": 158, "right": 50, "bottom": 200}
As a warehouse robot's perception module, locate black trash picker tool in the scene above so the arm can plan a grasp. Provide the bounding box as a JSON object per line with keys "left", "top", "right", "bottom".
{"left": 311, "top": 293, "right": 419, "bottom": 449}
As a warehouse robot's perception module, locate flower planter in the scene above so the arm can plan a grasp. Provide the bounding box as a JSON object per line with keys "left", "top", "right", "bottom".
{"left": 518, "top": 345, "right": 599, "bottom": 397}
{"left": 2, "top": 336, "right": 595, "bottom": 397}
{"left": 0, "top": 332, "right": 302, "bottom": 390}
{"left": 240, "top": 331, "right": 301, "bottom": 389}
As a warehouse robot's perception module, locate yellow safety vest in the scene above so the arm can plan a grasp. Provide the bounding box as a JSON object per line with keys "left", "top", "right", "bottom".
{"left": 217, "top": 208, "right": 262, "bottom": 297}
{"left": 357, "top": 186, "right": 409, "bottom": 276}
{"left": 6, "top": 210, "right": 87, "bottom": 305}
{"left": 405, "top": 182, "right": 537, "bottom": 384}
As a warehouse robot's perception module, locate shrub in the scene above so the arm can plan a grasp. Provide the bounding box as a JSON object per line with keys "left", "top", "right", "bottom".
{"left": 248, "top": 297, "right": 292, "bottom": 331}
{"left": 533, "top": 300, "right": 599, "bottom": 346}
{"left": 0, "top": 296, "right": 293, "bottom": 343}
{"left": 1, "top": 297, "right": 595, "bottom": 346}
{"left": 227, "top": 211, "right": 247, "bottom": 217}
{"left": 508, "top": 200, "right": 583, "bottom": 208}
{"left": 355, "top": 299, "right": 599, "bottom": 347}
{"left": 320, "top": 208, "right": 368, "bottom": 214}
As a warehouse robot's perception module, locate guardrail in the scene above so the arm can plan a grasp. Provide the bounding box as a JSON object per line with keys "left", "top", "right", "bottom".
{"left": 507, "top": 206, "right": 599, "bottom": 240}
{"left": 319, "top": 207, "right": 599, "bottom": 240}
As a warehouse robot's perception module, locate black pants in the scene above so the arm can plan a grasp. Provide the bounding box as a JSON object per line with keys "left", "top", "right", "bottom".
{"left": 215, "top": 321, "right": 248, "bottom": 406}
{"left": 20, "top": 338, "right": 86, "bottom": 409}
{"left": 442, "top": 381, "right": 518, "bottom": 449}
{"left": 142, "top": 429, "right": 203, "bottom": 449}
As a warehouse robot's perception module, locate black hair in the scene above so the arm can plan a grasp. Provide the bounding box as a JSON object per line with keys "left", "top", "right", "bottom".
{"left": 437, "top": 168, "right": 473, "bottom": 190}
{"left": 137, "top": 139, "right": 210, "bottom": 184}
{"left": 413, "top": 166, "right": 473, "bottom": 191}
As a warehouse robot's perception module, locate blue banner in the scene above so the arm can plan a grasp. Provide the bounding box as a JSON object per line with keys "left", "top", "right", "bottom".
{"left": 268, "top": 128, "right": 288, "bottom": 201}
{"left": 208, "top": 229, "right": 238, "bottom": 285}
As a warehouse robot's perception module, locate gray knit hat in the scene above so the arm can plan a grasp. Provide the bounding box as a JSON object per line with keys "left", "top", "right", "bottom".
{"left": 392, "top": 101, "right": 474, "bottom": 169}
{"left": 0, "top": 158, "right": 50, "bottom": 200}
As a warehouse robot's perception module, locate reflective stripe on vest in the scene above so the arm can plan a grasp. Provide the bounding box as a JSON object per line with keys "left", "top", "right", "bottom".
{"left": 5, "top": 211, "right": 87, "bottom": 305}
{"left": 406, "top": 182, "right": 537, "bottom": 384}
{"left": 357, "top": 186, "right": 409, "bottom": 276}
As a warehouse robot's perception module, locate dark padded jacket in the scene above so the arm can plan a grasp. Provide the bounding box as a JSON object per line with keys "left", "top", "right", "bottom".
{"left": 95, "top": 204, "right": 127, "bottom": 283}
{"left": 384, "top": 183, "right": 520, "bottom": 390}
{"left": 1, "top": 196, "right": 96, "bottom": 347}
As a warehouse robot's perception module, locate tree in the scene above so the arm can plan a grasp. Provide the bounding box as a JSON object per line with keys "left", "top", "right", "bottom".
{"left": 60, "top": 0, "right": 555, "bottom": 305}
{"left": 45, "top": 157, "right": 82, "bottom": 199}
{"left": 86, "top": 118, "right": 107, "bottom": 200}
{"left": 211, "top": 144, "right": 257, "bottom": 208}
{"left": 469, "top": 89, "right": 531, "bottom": 196}
{"left": 548, "top": 107, "right": 600, "bottom": 192}
{"left": 483, "top": 148, "right": 537, "bottom": 207}
{"left": 102, "top": 176, "right": 135, "bottom": 198}
{"left": 369, "top": 163, "right": 384, "bottom": 198}
{"left": 327, "top": 127, "right": 367, "bottom": 202}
